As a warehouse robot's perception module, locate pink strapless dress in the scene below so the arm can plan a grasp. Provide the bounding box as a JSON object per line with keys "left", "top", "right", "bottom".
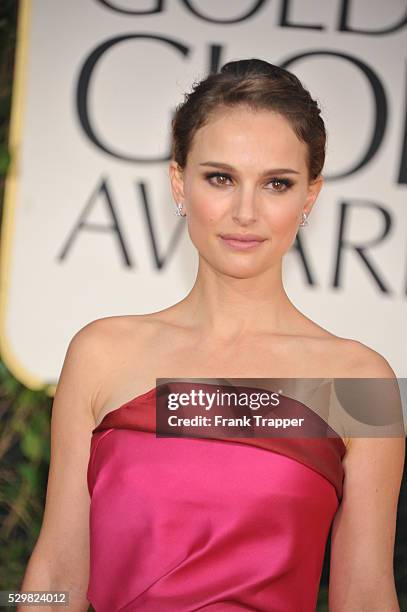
{"left": 86, "top": 382, "right": 346, "bottom": 611}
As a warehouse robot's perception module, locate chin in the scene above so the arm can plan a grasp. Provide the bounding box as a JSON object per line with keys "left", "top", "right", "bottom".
{"left": 211, "top": 259, "right": 268, "bottom": 279}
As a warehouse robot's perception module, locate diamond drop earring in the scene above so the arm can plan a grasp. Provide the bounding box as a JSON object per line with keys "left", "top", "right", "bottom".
{"left": 299, "top": 211, "right": 308, "bottom": 227}
{"left": 174, "top": 202, "right": 186, "bottom": 217}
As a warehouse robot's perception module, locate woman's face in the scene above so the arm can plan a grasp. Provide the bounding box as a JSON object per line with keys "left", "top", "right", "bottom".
{"left": 169, "top": 105, "right": 323, "bottom": 278}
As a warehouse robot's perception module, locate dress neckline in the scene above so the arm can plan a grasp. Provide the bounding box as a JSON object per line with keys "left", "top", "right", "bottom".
{"left": 93, "top": 381, "right": 347, "bottom": 452}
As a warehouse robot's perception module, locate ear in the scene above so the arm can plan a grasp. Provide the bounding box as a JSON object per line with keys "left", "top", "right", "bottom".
{"left": 168, "top": 160, "right": 186, "bottom": 207}
{"left": 303, "top": 174, "right": 324, "bottom": 216}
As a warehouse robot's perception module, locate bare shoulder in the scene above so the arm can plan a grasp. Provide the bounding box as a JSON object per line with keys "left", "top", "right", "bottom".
{"left": 305, "top": 318, "right": 396, "bottom": 378}
{"left": 69, "top": 313, "right": 167, "bottom": 402}
{"left": 65, "top": 316, "right": 147, "bottom": 405}
{"left": 65, "top": 317, "right": 123, "bottom": 389}
{"left": 335, "top": 337, "right": 396, "bottom": 378}
{"left": 73, "top": 312, "right": 161, "bottom": 350}
{"left": 294, "top": 315, "right": 396, "bottom": 379}
{"left": 73, "top": 314, "right": 148, "bottom": 342}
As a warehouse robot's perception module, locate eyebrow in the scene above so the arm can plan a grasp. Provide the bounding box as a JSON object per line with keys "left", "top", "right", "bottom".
{"left": 199, "top": 161, "right": 300, "bottom": 175}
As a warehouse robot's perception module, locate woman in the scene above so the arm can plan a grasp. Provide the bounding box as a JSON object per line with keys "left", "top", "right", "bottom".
{"left": 20, "top": 59, "right": 405, "bottom": 611}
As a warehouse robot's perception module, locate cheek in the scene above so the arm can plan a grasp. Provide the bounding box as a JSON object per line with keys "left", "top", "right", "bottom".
{"left": 265, "top": 193, "right": 302, "bottom": 230}
{"left": 185, "top": 183, "right": 224, "bottom": 227}
{"left": 182, "top": 184, "right": 223, "bottom": 253}
{"left": 264, "top": 195, "right": 303, "bottom": 252}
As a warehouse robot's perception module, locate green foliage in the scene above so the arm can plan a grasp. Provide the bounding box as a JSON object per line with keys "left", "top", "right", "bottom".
{"left": 0, "top": 360, "right": 51, "bottom": 589}
{"left": 0, "top": 0, "right": 17, "bottom": 218}
{"left": 0, "top": 146, "right": 10, "bottom": 176}
{"left": 316, "top": 585, "right": 329, "bottom": 611}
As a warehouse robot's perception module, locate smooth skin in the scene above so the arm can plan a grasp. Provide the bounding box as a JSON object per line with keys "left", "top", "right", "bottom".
{"left": 20, "top": 105, "right": 405, "bottom": 611}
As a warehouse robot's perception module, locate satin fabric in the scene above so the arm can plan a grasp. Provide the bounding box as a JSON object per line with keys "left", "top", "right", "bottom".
{"left": 86, "top": 382, "right": 346, "bottom": 611}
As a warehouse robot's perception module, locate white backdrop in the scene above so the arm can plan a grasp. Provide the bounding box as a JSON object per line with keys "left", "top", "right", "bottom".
{"left": 1, "top": 0, "right": 406, "bottom": 390}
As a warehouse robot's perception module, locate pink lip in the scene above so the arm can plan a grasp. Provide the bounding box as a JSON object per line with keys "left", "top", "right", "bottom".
{"left": 220, "top": 233, "right": 265, "bottom": 241}
{"left": 219, "top": 235, "right": 266, "bottom": 251}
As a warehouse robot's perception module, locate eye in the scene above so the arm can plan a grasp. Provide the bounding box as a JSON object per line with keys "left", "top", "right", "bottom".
{"left": 203, "top": 172, "right": 294, "bottom": 192}
{"left": 204, "top": 172, "right": 233, "bottom": 186}
{"left": 267, "top": 178, "right": 293, "bottom": 192}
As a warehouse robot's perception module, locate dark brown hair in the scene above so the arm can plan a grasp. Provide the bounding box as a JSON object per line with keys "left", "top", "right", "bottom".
{"left": 171, "top": 58, "right": 326, "bottom": 182}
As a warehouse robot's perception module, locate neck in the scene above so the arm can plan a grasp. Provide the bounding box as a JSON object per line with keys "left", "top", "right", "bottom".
{"left": 173, "top": 257, "right": 301, "bottom": 342}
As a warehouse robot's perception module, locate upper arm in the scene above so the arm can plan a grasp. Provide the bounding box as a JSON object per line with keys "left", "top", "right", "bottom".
{"left": 329, "top": 344, "right": 406, "bottom": 610}
{"left": 25, "top": 319, "right": 110, "bottom": 593}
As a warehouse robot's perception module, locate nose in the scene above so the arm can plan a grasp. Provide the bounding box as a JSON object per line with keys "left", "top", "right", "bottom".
{"left": 231, "top": 186, "right": 259, "bottom": 225}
